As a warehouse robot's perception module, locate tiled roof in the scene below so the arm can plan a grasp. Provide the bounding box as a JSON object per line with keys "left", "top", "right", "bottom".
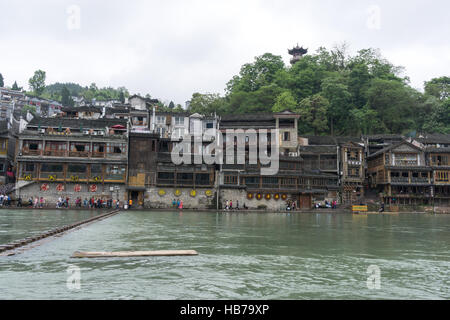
{"left": 27, "top": 117, "right": 128, "bottom": 129}
{"left": 300, "top": 145, "right": 337, "bottom": 154}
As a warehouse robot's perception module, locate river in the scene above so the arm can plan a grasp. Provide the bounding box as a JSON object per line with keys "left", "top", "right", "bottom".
{"left": 0, "top": 210, "right": 448, "bottom": 299}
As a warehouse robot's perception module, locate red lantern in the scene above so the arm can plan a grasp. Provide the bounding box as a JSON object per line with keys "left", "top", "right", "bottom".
{"left": 56, "top": 184, "right": 64, "bottom": 192}
{"left": 40, "top": 184, "right": 49, "bottom": 191}
{"left": 74, "top": 184, "right": 82, "bottom": 192}
{"left": 90, "top": 185, "right": 97, "bottom": 192}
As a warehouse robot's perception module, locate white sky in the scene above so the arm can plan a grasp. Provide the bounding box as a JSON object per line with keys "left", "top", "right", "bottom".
{"left": 0, "top": 0, "right": 449, "bottom": 105}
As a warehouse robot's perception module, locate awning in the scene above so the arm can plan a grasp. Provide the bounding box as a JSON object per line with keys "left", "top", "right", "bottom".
{"left": 111, "top": 124, "right": 126, "bottom": 129}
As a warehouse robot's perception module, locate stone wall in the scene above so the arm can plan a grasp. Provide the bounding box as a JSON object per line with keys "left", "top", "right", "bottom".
{"left": 144, "top": 187, "right": 216, "bottom": 209}
{"left": 15, "top": 181, "right": 127, "bottom": 205}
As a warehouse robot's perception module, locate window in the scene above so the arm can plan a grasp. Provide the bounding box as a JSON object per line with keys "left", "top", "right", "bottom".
{"left": 68, "top": 164, "right": 87, "bottom": 173}
{"left": 158, "top": 172, "right": 174, "bottom": 180}
{"left": 41, "top": 163, "right": 63, "bottom": 172}
{"left": 70, "top": 143, "right": 90, "bottom": 152}
{"left": 173, "top": 128, "right": 184, "bottom": 138}
{"left": 206, "top": 122, "right": 214, "bottom": 129}
{"left": 244, "top": 176, "right": 259, "bottom": 187}
{"left": 175, "top": 117, "right": 184, "bottom": 125}
{"left": 196, "top": 173, "right": 210, "bottom": 185}
{"left": 93, "top": 143, "right": 105, "bottom": 153}
{"left": 90, "top": 164, "right": 102, "bottom": 174}
{"left": 177, "top": 173, "right": 193, "bottom": 184}
{"left": 435, "top": 171, "right": 449, "bottom": 182}
{"left": 157, "top": 116, "right": 165, "bottom": 124}
{"left": 107, "top": 143, "right": 127, "bottom": 154}
{"left": 283, "top": 132, "right": 290, "bottom": 141}
{"left": 105, "top": 165, "right": 126, "bottom": 180}
{"left": 224, "top": 174, "right": 238, "bottom": 185}
{"left": 24, "top": 163, "right": 35, "bottom": 172}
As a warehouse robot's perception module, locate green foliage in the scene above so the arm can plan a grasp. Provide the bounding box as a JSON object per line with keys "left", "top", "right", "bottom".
{"left": 22, "top": 104, "right": 37, "bottom": 117}
{"left": 422, "top": 98, "right": 450, "bottom": 134}
{"left": 424, "top": 76, "right": 450, "bottom": 101}
{"left": 212, "top": 46, "right": 448, "bottom": 135}
{"left": 297, "top": 94, "right": 329, "bottom": 135}
{"left": 12, "top": 81, "right": 22, "bottom": 91}
{"left": 188, "top": 92, "right": 227, "bottom": 115}
{"left": 272, "top": 91, "right": 297, "bottom": 112}
{"left": 28, "top": 70, "right": 46, "bottom": 96}
{"left": 226, "top": 53, "right": 285, "bottom": 93}
{"left": 61, "top": 86, "right": 74, "bottom": 107}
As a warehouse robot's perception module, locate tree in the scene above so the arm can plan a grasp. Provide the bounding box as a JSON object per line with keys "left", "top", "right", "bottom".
{"left": 321, "top": 75, "right": 352, "bottom": 135}
{"left": 226, "top": 53, "right": 285, "bottom": 93}
{"left": 61, "top": 86, "right": 74, "bottom": 107}
{"left": 22, "top": 104, "right": 37, "bottom": 117}
{"left": 272, "top": 91, "right": 297, "bottom": 112}
{"left": 297, "top": 94, "right": 329, "bottom": 135}
{"left": 422, "top": 98, "right": 450, "bottom": 133}
{"left": 168, "top": 101, "right": 175, "bottom": 109}
{"left": 28, "top": 70, "right": 46, "bottom": 96}
{"left": 0, "top": 73, "right": 3, "bottom": 87}
{"left": 188, "top": 93, "right": 227, "bottom": 115}
{"left": 12, "top": 81, "right": 22, "bottom": 91}
{"left": 350, "top": 105, "right": 384, "bottom": 135}
{"left": 424, "top": 76, "right": 450, "bottom": 101}
{"left": 174, "top": 104, "right": 185, "bottom": 113}
{"left": 366, "top": 79, "right": 417, "bottom": 133}
{"left": 119, "top": 90, "right": 125, "bottom": 104}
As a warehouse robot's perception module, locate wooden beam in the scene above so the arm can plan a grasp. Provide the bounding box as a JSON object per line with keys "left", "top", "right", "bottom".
{"left": 71, "top": 250, "right": 199, "bottom": 258}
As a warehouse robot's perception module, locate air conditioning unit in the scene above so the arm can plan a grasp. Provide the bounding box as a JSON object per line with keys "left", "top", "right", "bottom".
{"left": 97, "top": 131, "right": 105, "bottom": 135}
{"left": 91, "top": 131, "right": 98, "bottom": 135}
{"left": 83, "top": 130, "right": 90, "bottom": 135}
{"left": 289, "top": 152, "right": 298, "bottom": 157}
{"left": 39, "top": 129, "right": 45, "bottom": 134}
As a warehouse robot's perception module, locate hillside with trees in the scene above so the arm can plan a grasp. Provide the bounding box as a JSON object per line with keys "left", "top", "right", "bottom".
{"left": 187, "top": 46, "right": 449, "bottom": 135}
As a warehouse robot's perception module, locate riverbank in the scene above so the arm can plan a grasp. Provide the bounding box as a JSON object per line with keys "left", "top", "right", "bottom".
{"left": 1, "top": 206, "right": 448, "bottom": 214}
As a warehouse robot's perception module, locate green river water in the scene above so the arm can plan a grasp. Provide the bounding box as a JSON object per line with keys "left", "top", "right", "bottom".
{"left": 0, "top": 209, "right": 448, "bottom": 299}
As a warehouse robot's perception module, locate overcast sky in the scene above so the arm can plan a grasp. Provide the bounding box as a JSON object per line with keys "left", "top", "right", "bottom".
{"left": 0, "top": 0, "right": 449, "bottom": 105}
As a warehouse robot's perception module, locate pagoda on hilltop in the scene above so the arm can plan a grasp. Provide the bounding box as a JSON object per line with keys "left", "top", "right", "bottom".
{"left": 288, "top": 44, "right": 308, "bottom": 65}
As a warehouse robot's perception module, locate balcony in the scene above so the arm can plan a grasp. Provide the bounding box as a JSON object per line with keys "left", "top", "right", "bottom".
{"left": 391, "top": 177, "right": 409, "bottom": 183}
{"left": 43, "top": 150, "right": 66, "bottom": 157}
{"left": 91, "top": 152, "right": 106, "bottom": 158}
{"left": 68, "top": 151, "right": 90, "bottom": 157}
{"left": 411, "top": 177, "right": 429, "bottom": 183}
{"left": 22, "top": 149, "right": 42, "bottom": 156}
{"left": 21, "top": 148, "right": 123, "bottom": 159}
{"left": 394, "top": 160, "right": 418, "bottom": 166}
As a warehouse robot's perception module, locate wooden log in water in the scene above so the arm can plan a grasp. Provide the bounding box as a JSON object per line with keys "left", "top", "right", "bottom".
{"left": 71, "top": 250, "right": 198, "bottom": 258}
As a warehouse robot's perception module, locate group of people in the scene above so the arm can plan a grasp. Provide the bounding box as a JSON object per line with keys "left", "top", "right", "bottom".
{"left": 224, "top": 200, "right": 247, "bottom": 210}
{"left": 285, "top": 200, "right": 296, "bottom": 211}
{"left": 0, "top": 194, "right": 12, "bottom": 207}
{"left": 172, "top": 199, "right": 183, "bottom": 209}
{"left": 15, "top": 196, "right": 122, "bottom": 209}
{"left": 314, "top": 200, "right": 338, "bottom": 209}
